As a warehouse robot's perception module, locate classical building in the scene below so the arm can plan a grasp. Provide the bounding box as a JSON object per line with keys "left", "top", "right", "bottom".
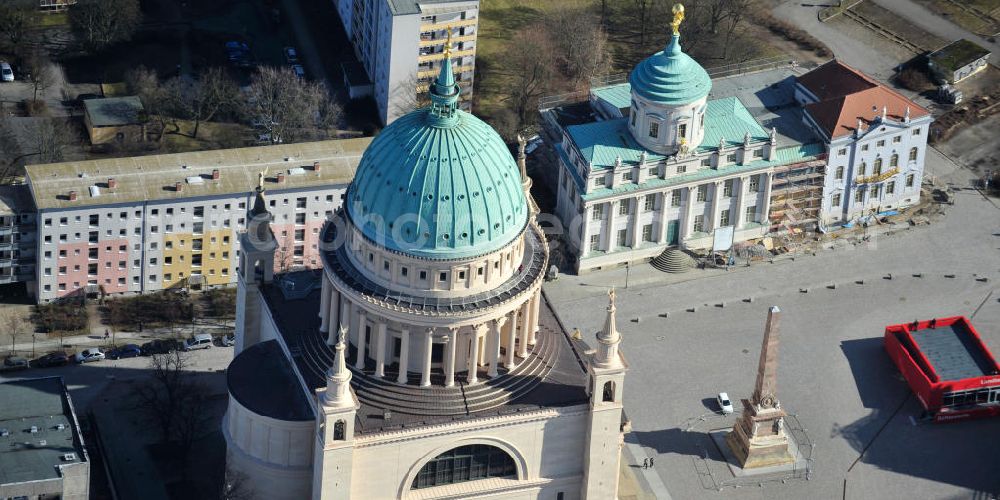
{"left": 27, "top": 138, "right": 370, "bottom": 302}
{"left": 335, "top": 0, "right": 479, "bottom": 125}
{"left": 224, "top": 52, "right": 627, "bottom": 499}
{"left": 794, "top": 60, "right": 932, "bottom": 225}
{"left": 0, "top": 377, "right": 90, "bottom": 500}
{"left": 543, "top": 7, "right": 824, "bottom": 273}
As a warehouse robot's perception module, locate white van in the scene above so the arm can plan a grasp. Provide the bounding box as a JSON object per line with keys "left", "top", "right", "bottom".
{"left": 183, "top": 333, "right": 213, "bottom": 351}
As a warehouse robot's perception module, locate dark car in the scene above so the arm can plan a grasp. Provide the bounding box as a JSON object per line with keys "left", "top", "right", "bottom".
{"left": 140, "top": 339, "right": 178, "bottom": 356}
{"left": 2, "top": 356, "right": 28, "bottom": 371}
{"left": 107, "top": 344, "right": 141, "bottom": 360}
{"left": 31, "top": 351, "right": 69, "bottom": 368}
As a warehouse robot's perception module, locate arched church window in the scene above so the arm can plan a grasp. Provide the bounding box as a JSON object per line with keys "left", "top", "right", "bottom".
{"left": 603, "top": 381, "right": 616, "bottom": 402}
{"left": 873, "top": 158, "right": 883, "bottom": 175}
{"left": 908, "top": 147, "right": 917, "bottom": 161}
{"left": 858, "top": 162, "right": 866, "bottom": 176}
{"left": 334, "top": 420, "right": 346, "bottom": 441}
{"left": 412, "top": 444, "right": 516, "bottom": 489}
{"left": 648, "top": 121, "right": 659, "bottom": 138}
{"left": 890, "top": 154, "right": 898, "bottom": 168}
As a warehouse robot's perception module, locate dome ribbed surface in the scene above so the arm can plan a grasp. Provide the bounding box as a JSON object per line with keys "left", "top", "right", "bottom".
{"left": 346, "top": 110, "right": 527, "bottom": 259}
{"left": 630, "top": 34, "right": 711, "bottom": 106}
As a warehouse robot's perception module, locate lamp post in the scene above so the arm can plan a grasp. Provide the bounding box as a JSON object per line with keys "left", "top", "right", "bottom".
{"left": 31, "top": 333, "right": 35, "bottom": 359}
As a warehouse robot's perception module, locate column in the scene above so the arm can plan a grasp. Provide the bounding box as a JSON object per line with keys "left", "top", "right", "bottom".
{"left": 488, "top": 317, "right": 505, "bottom": 377}
{"left": 468, "top": 324, "right": 485, "bottom": 383}
{"left": 530, "top": 290, "right": 541, "bottom": 341}
{"left": 761, "top": 172, "right": 774, "bottom": 228}
{"left": 420, "top": 328, "right": 433, "bottom": 387}
{"left": 504, "top": 310, "right": 517, "bottom": 369}
{"left": 709, "top": 180, "right": 724, "bottom": 232}
{"left": 581, "top": 205, "right": 593, "bottom": 257}
{"left": 630, "top": 196, "right": 642, "bottom": 247}
{"left": 735, "top": 175, "right": 749, "bottom": 228}
{"left": 517, "top": 300, "right": 531, "bottom": 357}
{"left": 657, "top": 191, "right": 670, "bottom": 243}
{"left": 319, "top": 275, "right": 330, "bottom": 332}
{"left": 374, "top": 321, "right": 387, "bottom": 378}
{"left": 605, "top": 200, "right": 619, "bottom": 251}
{"left": 680, "top": 186, "right": 696, "bottom": 240}
{"left": 327, "top": 288, "right": 340, "bottom": 344}
{"left": 445, "top": 328, "right": 458, "bottom": 387}
{"left": 354, "top": 310, "right": 367, "bottom": 369}
{"left": 397, "top": 328, "right": 410, "bottom": 384}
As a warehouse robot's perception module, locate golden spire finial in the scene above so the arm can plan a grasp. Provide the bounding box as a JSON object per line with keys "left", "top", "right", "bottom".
{"left": 671, "top": 4, "right": 685, "bottom": 36}
{"left": 444, "top": 25, "right": 453, "bottom": 59}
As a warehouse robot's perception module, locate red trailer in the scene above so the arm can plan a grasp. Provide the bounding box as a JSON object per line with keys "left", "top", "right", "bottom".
{"left": 884, "top": 316, "right": 1000, "bottom": 423}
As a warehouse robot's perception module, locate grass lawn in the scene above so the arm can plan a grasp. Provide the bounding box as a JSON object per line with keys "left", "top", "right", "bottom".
{"left": 34, "top": 12, "right": 69, "bottom": 28}
{"left": 161, "top": 120, "right": 249, "bottom": 153}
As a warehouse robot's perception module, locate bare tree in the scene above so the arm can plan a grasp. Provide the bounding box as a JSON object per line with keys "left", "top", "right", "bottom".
{"left": 632, "top": 0, "right": 655, "bottom": 47}
{"left": 172, "top": 381, "right": 212, "bottom": 462}
{"left": 504, "top": 28, "right": 556, "bottom": 126}
{"left": 0, "top": 1, "right": 34, "bottom": 53}
{"left": 218, "top": 466, "right": 254, "bottom": 500}
{"left": 721, "top": 0, "right": 753, "bottom": 59}
{"left": 3, "top": 310, "right": 29, "bottom": 355}
{"left": 134, "top": 350, "right": 191, "bottom": 441}
{"left": 168, "top": 67, "right": 240, "bottom": 138}
{"left": 243, "top": 66, "right": 343, "bottom": 144}
{"left": 125, "top": 66, "right": 172, "bottom": 137}
{"left": 25, "top": 118, "right": 78, "bottom": 164}
{"left": 390, "top": 73, "right": 432, "bottom": 117}
{"left": 546, "top": 7, "right": 613, "bottom": 87}
{"left": 70, "top": 0, "right": 142, "bottom": 51}
{"left": 23, "top": 50, "right": 54, "bottom": 104}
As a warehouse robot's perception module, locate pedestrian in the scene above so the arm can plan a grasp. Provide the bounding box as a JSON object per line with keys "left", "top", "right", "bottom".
{"left": 642, "top": 458, "right": 649, "bottom": 469}
{"left": 104, "top": 329, "right": 109, "bottom": 341}
{"left": 649, "top": 456, "right": 654, "bottom": 468}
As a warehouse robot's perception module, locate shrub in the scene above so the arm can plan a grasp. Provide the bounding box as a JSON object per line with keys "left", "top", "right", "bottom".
{"left": 105, "top": 292, "right": 193, "bottom": 329}
{"left": 204, "top": 288, "right": 236, "bottom": 318}
{"left": 896, "top": 67, "right": 934, "bottom": 92}
{"left": 23, "top": 99, "right": 48, "bottom": 116}
{"left": 34, "top": 300, "right": 89, "bottom": 333}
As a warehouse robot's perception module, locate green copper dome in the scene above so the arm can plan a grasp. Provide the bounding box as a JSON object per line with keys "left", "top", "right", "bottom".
{"left": 630, "top": 34, "right": 711, "bottom": 105}
{"left": 346, "top": 57, "right": 527, "bottom": 259}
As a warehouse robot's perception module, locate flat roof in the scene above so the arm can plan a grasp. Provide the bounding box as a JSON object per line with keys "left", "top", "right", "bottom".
{"left": 26, "top": 137, "right": 372, "bottom": 210}
{"left": 388, "top": 0, "right": 475, "bottom": 15}
{"left": 909, "top": 321, "right": 997, "bottom": 381}
{"left": 0, "top": 377, "right": 86, "bottom": 486}
{"left": 929, "top": 39, "right": 991, "bottom": 73}
{"left": 83, "top": 96, "right": 144, "bottom": 127}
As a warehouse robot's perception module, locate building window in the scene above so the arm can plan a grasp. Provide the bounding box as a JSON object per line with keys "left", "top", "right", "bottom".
{"left": 748, "top": 176, "right": 760, "bottom": 192}
{"left": 592, "top": 204, "right": 604, "bottom": 221}
{"left": 890, "top": 154, "right": 898, "bottom": 167}
{"left": 873, "top": 158, "right": 883, "bottom": 175}
{"left": 858, "top": 162, "right": 867, "bottom": 176}
{"left": 871, "top": 184, "right": 881, "bottom": 198}
{"left": 835, "top": 166, "right": 844, "bottom": 180}
{"left": 855, "top": 190, "right": 864, "bottom": 203}
{"left": 701, "top": 158, "right": 711, "bottom": 167}
{"left": 745, "top": 205, "right": 756, "bottom": 224}
{"left": 296, "top": 197, "right": 307, "bottom": 209}
{"left": 676, "top": 164, "right": 687, "bottom": 174}
{"left": 723, "top": 179, "right": 733, "bottom": 197}
{"left": 648, "top": 121, "right": 659, "bottom": 138}
{"left": 720, "top": 209, "right": 730, "bottom": 227}
{"left": 616, "top": 229, "right": 628, "bottom": 248}
{"left": 695, "top": 185, "right": 706, "bottom": 202}
{"left": 908, "top": 147, "right": 917, "bottom": 161}
{"left": 644, "top": 194, "right": 656, "bottom": 211}
{"left": 593, "top": 177, "right": 603, "bottom": 189}
{"left": 671, "top": 190, "right": 681, "bottom": 207}
{"left": 647, "top": 167, "right": 657, "bottom": 178}
{"left": 831, "top": 193, "right": 841, "bottom": 207}
{"left": 677, "top": 123, "right": 687, "bottom": 139}
{"left": 439, "top": 272, "right": 447, "bottom": 282}
{"left": 893, "top": 135, "right": 901, "bottom": 143}
{"left": 877, "top": 140, "right": 885, "bottom": 147}
{"left": 621, "top": 171, "right": 633, "bottom": 182}
{"left": 692, "top": 215, "right": 704, "bottom": 233}
{"left": 726, "top": 153, "right": 737, "bottom": 163}
{"left": 630, "top": 107, "right": 636, "bottom": 126}
{"left": 589, "top": 234, "right": 600, "bottom": 251}
{"left": 912, "top": 128, "right": 921, "bottom": 136}
{"left": 642, "top": 224, "right": 653, "bottom": 242}
{"left": 753, "top": 148, "right": 763, "bottom": 158}
{"left": 862, "top": 144, "right": 869, "bottom": 152}
{"left": 411, "top": 444, "right": 516, "bottom": 490}
{"left": 886, "top": 181, "right": 895, "bottom": 194}
{"left": 906, "top": 174, "right": 915, "bottom": 187}
{"left": 618, "top": 201, "right": 629, "bottom": 216}
{"left": 838, "top": 148, "right": 847, "bottom": 156}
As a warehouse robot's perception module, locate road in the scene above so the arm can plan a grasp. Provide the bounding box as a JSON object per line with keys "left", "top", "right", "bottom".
{"left": 870, "top": 0, "right": 1000, "bottom": 68}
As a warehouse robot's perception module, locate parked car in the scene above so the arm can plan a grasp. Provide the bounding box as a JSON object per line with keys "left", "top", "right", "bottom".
{"left": 0, "top": 62, "right": 13, "bottom": 82}
{"left": 107, "top": 344, "right": 141, "bottom": 360}
{"left": 283, "top": 46, "right": 298, "bottom": 64}
{"left": 32, "top": 351, "right": 69, "bottom": 368}
{"left": 2, "top": 356, "right": 28, "bottom": 371}
{"left": 717, "top": 392, "right": 734, "bottom": 414}
{"left": 183, "top": 333, "right": 213, "bottom": 351}
{"left": 222, "top": 333, "right": 236, "bottom": 347}
{"left": 140, "top": 339, "right": 178, "bottom": 356}
{"left": 291, "top": 64, "right": 305, "bottom": 80}
{"left": 74, "top": 348, "right": 105, "bottom": 363}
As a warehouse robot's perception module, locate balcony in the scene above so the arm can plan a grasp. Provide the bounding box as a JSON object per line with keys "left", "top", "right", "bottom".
{"left": 418, "top": 48, "right": 476, "bottom": 63}
{"left": 856, "top": 167, "right": 899, "bottom": 185}
{"left": 420, "top": 17, "right": 477, "bottom": 31}
{"left": 417, "top": 64, "right": 474, "bottom": 79}
{"left": 419, "top": 34, "right": 476, "bottom": 47}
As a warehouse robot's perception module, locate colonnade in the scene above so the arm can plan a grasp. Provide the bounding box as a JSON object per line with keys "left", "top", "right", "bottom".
{"left": 319, "top": 273, "right": 543, "bottom": 388}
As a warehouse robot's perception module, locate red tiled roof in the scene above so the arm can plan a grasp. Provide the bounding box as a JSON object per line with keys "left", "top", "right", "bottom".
{"left": 798, "top": 60, "right": 929, "bottom": 139}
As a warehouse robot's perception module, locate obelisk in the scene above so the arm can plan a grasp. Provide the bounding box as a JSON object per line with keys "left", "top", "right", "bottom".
{"left": 726, "top": 306, "right": 795, "bottom": 468}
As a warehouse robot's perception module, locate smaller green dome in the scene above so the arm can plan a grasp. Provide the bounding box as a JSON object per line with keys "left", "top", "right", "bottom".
{"left": 630, "top": 34, "right": 711, "bottom": 106}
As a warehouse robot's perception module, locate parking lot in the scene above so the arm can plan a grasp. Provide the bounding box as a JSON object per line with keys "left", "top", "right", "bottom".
{"left": 544, "top": 155, "right": 1000, "bottom": 498}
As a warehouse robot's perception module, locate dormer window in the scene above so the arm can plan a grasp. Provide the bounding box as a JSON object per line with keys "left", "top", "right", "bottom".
{"left": 648, "top": 121, "right": 659, "bottom": 138}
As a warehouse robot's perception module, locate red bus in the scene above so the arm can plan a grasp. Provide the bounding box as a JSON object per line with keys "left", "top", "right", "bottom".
{"left": 884, "top": 316, "right": 1000, "bottom": 423}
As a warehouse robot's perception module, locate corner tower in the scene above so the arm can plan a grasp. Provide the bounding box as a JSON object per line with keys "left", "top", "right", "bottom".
{"left": 234, "top": 173, "right": 277, "bottom": 354}
{"left": 627, "top": 4, "right": 712, "bottom": 155}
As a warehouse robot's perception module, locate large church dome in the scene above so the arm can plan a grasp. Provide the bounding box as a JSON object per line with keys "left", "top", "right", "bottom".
{"left": 629, "top": 33, "right": 711, "bottom": 106}
{"left": 346, "top": 56, "right": 526, "bottom": 260}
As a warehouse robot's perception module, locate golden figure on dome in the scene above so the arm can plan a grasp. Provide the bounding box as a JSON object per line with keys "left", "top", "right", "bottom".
{"left": 670, "top": 4, "right": 685, "bottom": 35}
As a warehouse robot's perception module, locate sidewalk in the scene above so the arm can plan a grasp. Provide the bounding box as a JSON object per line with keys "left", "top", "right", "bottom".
{"left": 3, "top": 319, "right": 234, "bottom": 358}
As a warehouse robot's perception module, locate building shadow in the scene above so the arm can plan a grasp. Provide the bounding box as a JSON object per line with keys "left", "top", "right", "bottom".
{"left": 630, "top": 427, "right": 727, "bottom": 464}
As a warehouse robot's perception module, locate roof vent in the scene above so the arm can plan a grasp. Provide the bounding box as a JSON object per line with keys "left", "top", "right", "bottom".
{"left": 174, "top": 182, "right": 183, "bottom": 192}
{"left": 276, "top": 173, "right": 286, "bottom": 183}
{"left": 30, "top": 426, "right": 38, "bottom": 434}
{"left": 78, "top": 172, "right": 88, "bottom": 178}
{"left": 89, "top": 186, "right": 100, "bottom": 198}
{"left": 312, "top": 161, "right": 321, "bottom": 172}
{"left": 0, "top": 429, "right": 9, "bottom": 437}
{"left": 55, "top": 423, "right": 66, "bottom": 431}
{"left": 212, "top": 169, "right": 220, "bottom": 180}
{"left": 62, "top": 453, "right": 77, "bottom": 461}
{"left": 68, "top": 191, "right": 78, "bottom": 201}
{"left": 107, "top": 177, "right": 118, "bottom": 189}
{"left": 38, "top": 439, "right": 47, "bottom": 446}
{"left": 287, "top": 167, "right": 306, "bottom": 176}
{"left": 185, "top": 176, "right": 204, "bottom": 185}
{"left": 284, "top": 157, "right": 295, "bottom": 162}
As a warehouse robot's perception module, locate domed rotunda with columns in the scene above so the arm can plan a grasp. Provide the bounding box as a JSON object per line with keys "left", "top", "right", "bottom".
{"left": 222, "top": 37, "right": 629, "bottom": 500}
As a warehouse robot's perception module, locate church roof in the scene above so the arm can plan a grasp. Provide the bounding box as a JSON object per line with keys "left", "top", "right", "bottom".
{"left": 629, "top": 33, "right": 711, "bottom": 106}
{"left": 227, "top": 340, "right": 315, "bottom": 421}
{"left": 346, "top": 52, "right": 527, "bottom": 260}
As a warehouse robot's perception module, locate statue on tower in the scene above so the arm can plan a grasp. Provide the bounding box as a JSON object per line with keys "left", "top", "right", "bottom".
{"left": 670, "top": 4, "right": 685, "bottom": 35}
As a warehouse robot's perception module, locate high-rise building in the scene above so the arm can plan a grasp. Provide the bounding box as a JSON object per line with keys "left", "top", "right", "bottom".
{"left": 335, "top": 0, "right": 478, "bottom": 125}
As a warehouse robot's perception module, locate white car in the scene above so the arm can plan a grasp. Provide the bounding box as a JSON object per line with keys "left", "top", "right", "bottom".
{"left": 222, "top": 333, "right": 236, "bottom": 347}
{"left": 0, "top": 62, "right": 13, "bottom": 82}
{"left": 183, "top": 333, "right": 213, "bottom": 351}
{"left": 717, "top": 392, "right": 734, "bottom": 414}
{"left": 75, "top": 348, "right": 105, "bottom": 363}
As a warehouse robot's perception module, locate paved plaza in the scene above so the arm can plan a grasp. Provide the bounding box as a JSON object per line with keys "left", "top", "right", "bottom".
{"left": 544, "top": 149, "right": 1000, "bottom": 499}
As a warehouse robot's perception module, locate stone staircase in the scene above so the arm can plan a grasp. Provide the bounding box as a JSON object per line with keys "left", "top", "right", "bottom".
{"left": 651, "top": 248, "right": 696, "bottom": 273}
{"left": 290, "top": 321, "right": 563, "bottom": 416}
